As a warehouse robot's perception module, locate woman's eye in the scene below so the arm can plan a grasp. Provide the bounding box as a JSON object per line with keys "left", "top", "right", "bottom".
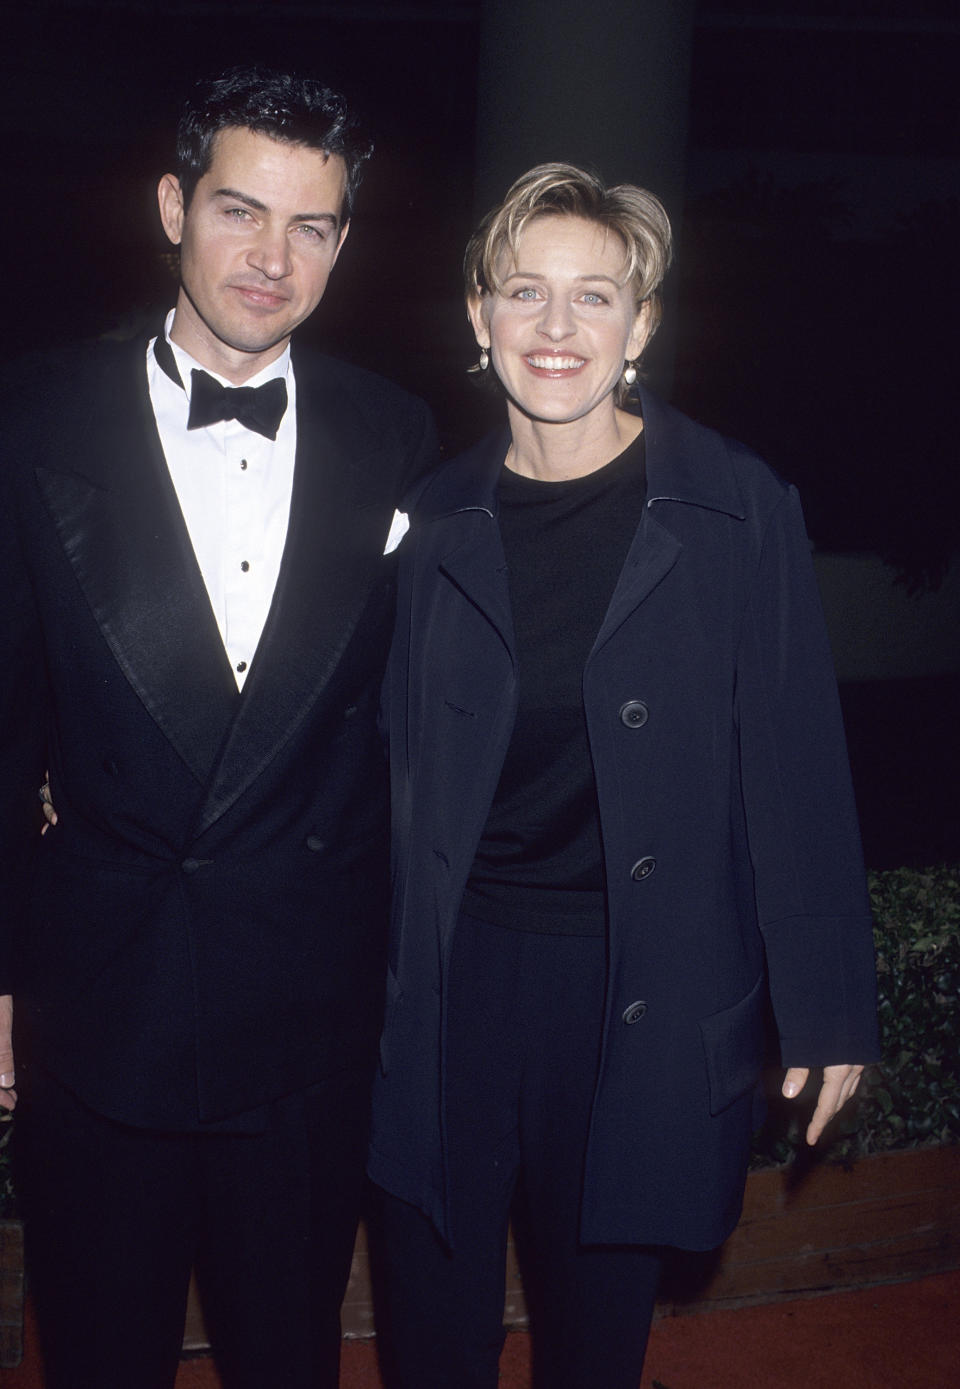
{"left": 512, "top": 287, "right": 539, "bottom": 301}
{"left": 581, "top": 292, "right": 607, "bottom": 305}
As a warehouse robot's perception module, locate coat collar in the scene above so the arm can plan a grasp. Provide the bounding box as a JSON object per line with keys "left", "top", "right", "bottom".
{"left": 416, "top": 388, "right": 747, "bottom": 523}
{"left": 638, "top": 386, "right": 747, "bottom": 520}
{"left": 415, "top": 427, "right": 507, "bottom": 520}
{"left": 411, "top": 388, "right": 747, "bottom": 664}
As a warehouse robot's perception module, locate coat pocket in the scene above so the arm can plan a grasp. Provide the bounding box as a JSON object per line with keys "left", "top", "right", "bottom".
{"left": 698, "top": 971, "right": 766, "bottom": 1116}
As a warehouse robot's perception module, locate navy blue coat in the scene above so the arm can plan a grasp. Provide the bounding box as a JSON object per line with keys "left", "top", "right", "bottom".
{"left": 368, "top": 388, "right": 878, "bottom": 1251}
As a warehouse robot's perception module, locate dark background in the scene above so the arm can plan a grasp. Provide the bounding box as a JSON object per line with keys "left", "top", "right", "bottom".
{"left": 3, "top": 0, "right": 958, "bottom": 865}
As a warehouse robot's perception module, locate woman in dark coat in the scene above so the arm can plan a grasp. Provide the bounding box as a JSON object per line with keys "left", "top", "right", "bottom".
{"left": 368, "top": 163, "right": 878, "bottom": 1389}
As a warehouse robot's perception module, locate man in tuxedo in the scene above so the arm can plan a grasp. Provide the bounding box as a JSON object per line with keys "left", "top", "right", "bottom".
{"left": 0, "top": 66, "right": 435, "bottom": 1389}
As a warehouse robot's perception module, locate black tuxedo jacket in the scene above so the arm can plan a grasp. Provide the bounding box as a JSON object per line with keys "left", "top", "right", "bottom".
{"left": 0, "top": 334, "right": 436, "bottom": 1129}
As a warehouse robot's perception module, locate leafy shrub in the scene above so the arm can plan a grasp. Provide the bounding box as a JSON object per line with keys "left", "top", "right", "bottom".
{"left": 865, "top": 865, "right": 960, "bottom": 1148}
{"left": 0, "top": 1114, "right": 12, "bottom": 1219}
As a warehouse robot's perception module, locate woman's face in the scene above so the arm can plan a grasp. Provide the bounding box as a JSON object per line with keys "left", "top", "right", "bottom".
{"left": 469, "top": 214, "right": 649, "bottom": 428}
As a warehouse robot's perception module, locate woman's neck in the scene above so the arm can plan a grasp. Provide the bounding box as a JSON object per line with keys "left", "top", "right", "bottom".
{"left": 504, "top": 403, "right": 643, "bottom": 481}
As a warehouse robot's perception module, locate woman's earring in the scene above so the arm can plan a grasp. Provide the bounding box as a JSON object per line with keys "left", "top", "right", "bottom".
{"left": 622, "top": 359, "right": 638, "bottom": 386}
{"left": 468, "top": 346, "right": 490, "bottom": 374}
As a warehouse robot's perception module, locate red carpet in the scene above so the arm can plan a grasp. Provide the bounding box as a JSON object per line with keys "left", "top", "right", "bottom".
{"left": 8, "top": 1270, "right": 960, "bottom": 1387}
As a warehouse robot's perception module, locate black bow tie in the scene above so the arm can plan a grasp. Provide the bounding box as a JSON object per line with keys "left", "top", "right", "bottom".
{"left": 153, "top": 333, "right": 288, "bottom": 441}
{"left": 187, "top": 369, "right": 288, "bottom": 441}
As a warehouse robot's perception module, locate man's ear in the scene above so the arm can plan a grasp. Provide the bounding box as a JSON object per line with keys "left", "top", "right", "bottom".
{"left": 157, "top": 174, "right": 185, "bottom": 247}
{"left": 332, "top": 218, "right": 350, "bottom": 265}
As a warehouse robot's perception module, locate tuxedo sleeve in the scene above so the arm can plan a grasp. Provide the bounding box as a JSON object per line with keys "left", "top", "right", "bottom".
{"left": 735, "top": 484, "right": 879, "bottom": 1067}
{"left": 0, "top": 448, "right": 48, "bottom": 994}
{"left": 398, "top": 397, "right": 440, "bottom": 497}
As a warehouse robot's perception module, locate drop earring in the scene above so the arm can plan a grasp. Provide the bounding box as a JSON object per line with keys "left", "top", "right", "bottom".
{"left": 623, "top": 359, "right": 638, "bottom": 386}
{"left": 468, "top": 346, "right": 490, "bottom": 374}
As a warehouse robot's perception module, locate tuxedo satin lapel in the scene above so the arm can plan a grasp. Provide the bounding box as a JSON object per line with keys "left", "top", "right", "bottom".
{"left": 37, "top": 350, "right": 238, "bottom": 784}
{"left": 196, "top": 380, "right": 396, "bottom": 832}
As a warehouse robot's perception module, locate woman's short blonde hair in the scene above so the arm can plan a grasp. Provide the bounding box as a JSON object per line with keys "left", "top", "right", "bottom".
{"left": 464, "top": 162, "right": 673, "bottom": 342}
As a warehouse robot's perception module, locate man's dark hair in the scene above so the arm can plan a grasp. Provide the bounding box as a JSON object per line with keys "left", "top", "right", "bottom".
{"left": 175, "top": 66, "right": 373, "bottom": 221}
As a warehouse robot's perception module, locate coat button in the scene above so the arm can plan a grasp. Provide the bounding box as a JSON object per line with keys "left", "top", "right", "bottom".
{"left": 306, "top": 836, "right": 326, "bottom": 852}
{"left": 619, "top": 700, "right": 649, "bottom": 728}
{"left": 630, "top": 856, "right": 656, "bottom": 881}
{"left": 181, "top": 858, "right": 200, "bottom": 874}
{"left": 622, "top": 1000, "right": 648, "bottom": 1024}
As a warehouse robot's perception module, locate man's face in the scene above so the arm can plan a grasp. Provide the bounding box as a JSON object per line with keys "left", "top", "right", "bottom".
{"left": 158, "top": 126, "right": 349, "bottom": 382}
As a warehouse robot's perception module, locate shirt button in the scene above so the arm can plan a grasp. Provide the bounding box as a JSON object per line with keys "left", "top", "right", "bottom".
{"left": 236, "top": 660, "right": 247, "bottom": 673}
{"left": 240, "top": 560, "right": 250, "bottom": 572}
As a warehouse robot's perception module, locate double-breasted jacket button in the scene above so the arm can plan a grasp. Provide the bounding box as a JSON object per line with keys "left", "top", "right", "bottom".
{"left": 305, "top": 835, "right": 326, "bottom": 852}
{"left": 630, "top": 856, "right": 656, "bottom": 881}
{"left": 181, "top": 858, "right": 200, "bottom": 874}
{"left": 619, "top": 699, "right": 649, "bottom": 728}
{"left": 622, "top": 1000, "right": 648, "bottom": 1025}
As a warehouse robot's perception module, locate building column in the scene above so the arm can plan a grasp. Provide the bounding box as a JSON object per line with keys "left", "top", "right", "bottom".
{"left": 474, "top": 0, "right": 695, "bottom": 386}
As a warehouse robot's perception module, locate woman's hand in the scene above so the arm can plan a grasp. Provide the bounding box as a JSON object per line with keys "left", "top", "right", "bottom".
{"left": 782, "top": 1064, "right": 865, "bottom": 1145}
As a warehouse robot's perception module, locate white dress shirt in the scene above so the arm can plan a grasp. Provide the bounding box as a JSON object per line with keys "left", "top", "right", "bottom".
{"left": 147, "top": 311, "right": 296, "bottom": 690}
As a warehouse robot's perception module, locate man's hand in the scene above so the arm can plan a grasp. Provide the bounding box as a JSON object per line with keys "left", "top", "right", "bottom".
{"left": 40, "top": 772, "right": 57, "bottom": 835}
{"left": 782, "top": 1063, "right": 864, "bottom": 1145}
{"left": 0, "top": 995, "right": 15, "bottom": 1111}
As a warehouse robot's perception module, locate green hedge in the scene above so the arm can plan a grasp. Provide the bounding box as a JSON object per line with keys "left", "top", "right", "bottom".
{"left": 751, "top": 864, "right": 960, "bottom": 1166}
{"left": 2, "top": 866, "right": 958, "bottom": 1214}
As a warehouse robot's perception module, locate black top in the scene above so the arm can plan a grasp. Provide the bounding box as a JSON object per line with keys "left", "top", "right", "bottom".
{"left": 462, "top": 431, "right": 647, "bottom": 934}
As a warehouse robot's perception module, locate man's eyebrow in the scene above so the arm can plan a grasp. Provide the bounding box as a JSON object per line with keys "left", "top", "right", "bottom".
{"left": 213, "top": 188, "right": 340, "bottom": 226}
{"left": 214, "top": 187, "right": 269, "bottom": 212}
{"left": 293, "top": 211, "right": 341, "bottom": 227}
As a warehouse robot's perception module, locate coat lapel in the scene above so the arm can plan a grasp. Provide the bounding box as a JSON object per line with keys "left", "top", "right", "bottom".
{"left": 592, "top": 388, "right": 748, "bottom": 655}
{"left": 436, "top": 526, "right": 515, "bottom": 660}
{"left": 591, "top": 509, "right": 683, "bottom": 656}
{"left": 421, "top": 430, "right": 515, "bottom": 659}
{"left": 37, "top": 341, "right": 238, "bottom": 785}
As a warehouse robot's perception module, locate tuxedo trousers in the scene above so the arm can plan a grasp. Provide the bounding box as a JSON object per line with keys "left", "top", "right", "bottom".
{"left": 15, "top": 1059, "right": 372, "bottom": 1389}
{"left": 374, "top": 914, "right": 662, "bottom": 1389}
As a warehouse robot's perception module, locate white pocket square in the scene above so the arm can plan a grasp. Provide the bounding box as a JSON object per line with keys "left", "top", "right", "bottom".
{"left": 384, "top": 509, "right": 409, "bottom": 555}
